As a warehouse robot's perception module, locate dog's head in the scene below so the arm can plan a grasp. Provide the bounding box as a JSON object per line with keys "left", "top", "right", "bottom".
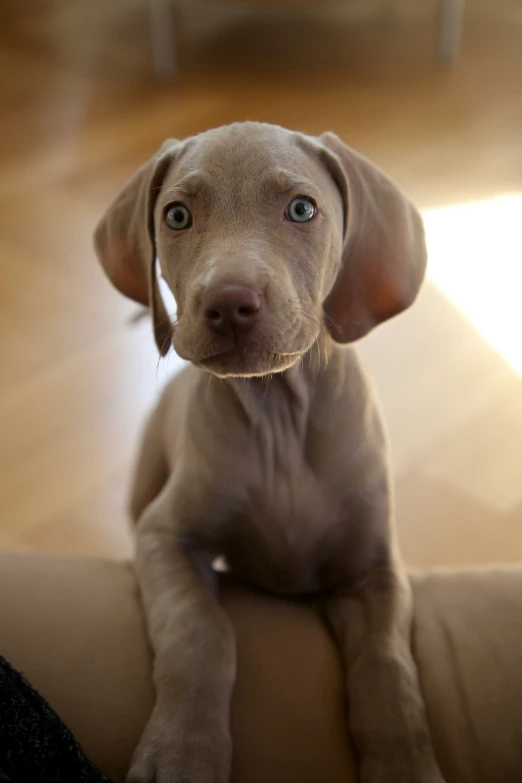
{"left": 94, "top": 123, "right": 426, "bottom": 377}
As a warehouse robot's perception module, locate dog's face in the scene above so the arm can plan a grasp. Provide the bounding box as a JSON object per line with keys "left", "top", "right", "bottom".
{"left": 95, "top": 123, "right": 427, "bottom": 378}
{"left": 154, "top": 125, "right": 343, "bottom": 376}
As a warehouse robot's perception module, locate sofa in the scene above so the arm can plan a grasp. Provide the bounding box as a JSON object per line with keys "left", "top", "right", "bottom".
{"left": 1, "top": 550, "right": 521, "bottom": 782}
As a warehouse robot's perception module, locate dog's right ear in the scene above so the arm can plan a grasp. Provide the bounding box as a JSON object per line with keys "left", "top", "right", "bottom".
{"left": 94, "top": 139, "right": 178, "bottom": 355}
{"left": 316, "top": 133, "right": 427, "bottom": 343}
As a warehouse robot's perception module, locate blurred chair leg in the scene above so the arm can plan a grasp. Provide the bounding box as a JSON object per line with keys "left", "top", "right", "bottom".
{"left": 148, "top": 0, "right": 176, "bottom": 79}
{"left": 437, "top": 0, "right": 465, "bottom": 66}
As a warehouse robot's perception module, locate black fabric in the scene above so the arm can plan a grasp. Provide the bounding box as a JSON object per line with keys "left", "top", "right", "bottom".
{"left": 0, "top": 655, "right": 112, "bottom": 783}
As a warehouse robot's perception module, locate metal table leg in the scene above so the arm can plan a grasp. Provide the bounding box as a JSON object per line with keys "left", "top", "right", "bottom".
{"left": 437, "top": 0, "right": 465, "bottom": 65}
{"left": 148, "top": 0, "right": 176, "bottom": 78}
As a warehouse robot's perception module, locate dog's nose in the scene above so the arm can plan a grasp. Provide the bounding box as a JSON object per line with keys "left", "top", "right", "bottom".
{"left": 202, "top": 286, "right": 261, "bottom": 337}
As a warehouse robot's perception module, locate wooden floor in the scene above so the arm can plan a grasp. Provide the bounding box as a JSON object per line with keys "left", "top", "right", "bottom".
{"left": 1, "top": 0, "right": 521, "bottom": 569}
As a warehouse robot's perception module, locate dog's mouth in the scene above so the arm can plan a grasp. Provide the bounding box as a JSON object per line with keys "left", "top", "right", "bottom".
{"left": 198, "top": 347, "right": 302, "bottom": 378}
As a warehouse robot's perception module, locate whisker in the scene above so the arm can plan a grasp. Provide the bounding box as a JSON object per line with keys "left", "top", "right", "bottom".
{"left": 322, "top": 310, "right": 343, "bottom": 337}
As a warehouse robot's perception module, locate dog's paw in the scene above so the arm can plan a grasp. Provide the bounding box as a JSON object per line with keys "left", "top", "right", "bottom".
{"left": 126, "top": 706, "right": 231, "bottom": 783}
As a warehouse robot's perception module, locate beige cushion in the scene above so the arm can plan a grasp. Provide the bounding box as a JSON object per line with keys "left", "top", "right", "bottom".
{"left": 0, "top": 552, "right": 521, "bottom": 782}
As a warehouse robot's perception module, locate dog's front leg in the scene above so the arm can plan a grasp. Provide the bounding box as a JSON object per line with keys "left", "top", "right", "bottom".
{"left": 128, "top": 490, "right": 235, "bottom": 783}
{"left": 326, "top": 567, "right": 445, "bottom": 783}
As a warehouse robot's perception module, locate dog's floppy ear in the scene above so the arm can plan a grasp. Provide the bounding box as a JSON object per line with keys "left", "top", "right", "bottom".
{"left": 318, "top": 132, "right": 427, "bottom": 343}
{"left": 93, "top": 140, "right": 178, "bottom": 356}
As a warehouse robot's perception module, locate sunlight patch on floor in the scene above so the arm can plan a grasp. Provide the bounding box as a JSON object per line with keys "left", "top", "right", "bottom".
{"left": 423, "top": 193, "right": 522, "bottom": 374}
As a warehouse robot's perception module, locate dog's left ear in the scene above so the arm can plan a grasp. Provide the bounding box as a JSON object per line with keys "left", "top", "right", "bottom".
{"left": 318, "top": 132, "right": 427, "bottom": 343}
{"left": 93, "top": 139, "right": 178, "bottom": 356}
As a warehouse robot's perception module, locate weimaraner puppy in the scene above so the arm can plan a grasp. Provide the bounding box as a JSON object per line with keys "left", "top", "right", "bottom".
{"left": 95, "top": 122, "right": 445, "bottom": 783}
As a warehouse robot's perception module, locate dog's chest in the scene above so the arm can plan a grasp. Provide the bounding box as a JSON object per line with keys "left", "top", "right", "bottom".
{"left": 224, "top": 417, "right": 343, "bottom": 595}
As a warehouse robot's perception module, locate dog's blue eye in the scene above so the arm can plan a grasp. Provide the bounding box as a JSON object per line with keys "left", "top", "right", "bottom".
{"left": 285, "top": 196, "right": 316, "bottom": 223}
{"left": 165, "top": 204, "right": 192, "bottom": 230}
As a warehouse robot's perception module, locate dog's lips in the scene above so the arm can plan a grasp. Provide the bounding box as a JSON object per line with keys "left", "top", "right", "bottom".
{"left": 202, "top": 347, "right": 298, "bottom": 362}
{"left": 198, "top": 346, "right": 301, "bottom": 376}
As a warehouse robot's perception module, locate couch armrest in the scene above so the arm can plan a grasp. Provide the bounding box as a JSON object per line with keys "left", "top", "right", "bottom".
{"left": 1, "top": 552, "right": 521, "bottom": 782}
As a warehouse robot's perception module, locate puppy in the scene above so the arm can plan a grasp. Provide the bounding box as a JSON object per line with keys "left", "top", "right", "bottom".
{"left": 95, "top": 122, "right": 445, "bottom": 783}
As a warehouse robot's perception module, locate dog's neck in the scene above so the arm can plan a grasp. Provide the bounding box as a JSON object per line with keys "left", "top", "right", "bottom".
{"left": 227, "top": 340, "right": 334, "bottom": 446}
